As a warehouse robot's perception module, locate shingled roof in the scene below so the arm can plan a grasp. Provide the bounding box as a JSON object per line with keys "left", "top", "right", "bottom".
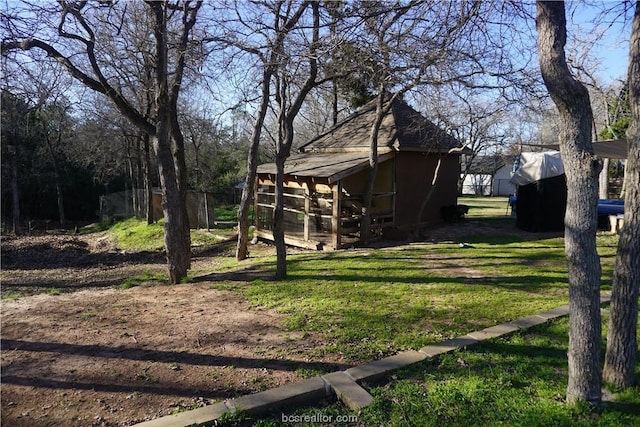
{"left": 257, "top": 96, "right": 466, "bottom": 183}
{"left": 464, "top": 155, "right": 513, "bottom": 175}
{"left": 299, "top": 96, "right": 463, "bottom": 154}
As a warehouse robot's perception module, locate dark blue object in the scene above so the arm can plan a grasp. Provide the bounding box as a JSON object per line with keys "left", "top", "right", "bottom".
{"left": 597, "top": 199, "right": 624, "bottom": 216}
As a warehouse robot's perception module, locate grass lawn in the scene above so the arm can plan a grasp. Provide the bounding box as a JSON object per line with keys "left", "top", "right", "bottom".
{"left": 460, "top": 195, "right": 513, "bottom": 218}
{"left": 224, "top": 316, "right": 639, "bottom": 427}
{"left": 212, "top": 225, "right": 618, "bottom": 362}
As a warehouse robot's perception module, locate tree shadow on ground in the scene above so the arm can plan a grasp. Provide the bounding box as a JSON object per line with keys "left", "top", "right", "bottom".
{"left": 1, "top": 338, "right": 351, "bottom": 399}
{"left": 1, "top": 339, "right": 349, "bottom": 372}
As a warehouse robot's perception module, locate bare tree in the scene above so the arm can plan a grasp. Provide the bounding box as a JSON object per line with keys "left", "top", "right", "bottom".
{"left": 38, "top": 100, "right": 74, "bottom": 227}
{"left": 345, "top": 1, "right": 487, "bottom": 240}
{"left": 271, "top": 1, "right": 320, "bottom": 278}
{"left": 536, "top": 1, "right": 603, "bottom": 404}
{"left": 206, "top": 1, "right": 317, "bottom": 264}
{"left": 1, "top": 90, "right": 31, "bottom": 234}
{"left": 1, "top": 53, "right": 74, "bottom": 230}
{"left": 422, "top": 88, "right": 510, "bottom": 194}
{"left": 603, "top": 0, "right": 640, "bottom": 390}
{"left": 2, "top": 0, "right": 202, "bottom": 283}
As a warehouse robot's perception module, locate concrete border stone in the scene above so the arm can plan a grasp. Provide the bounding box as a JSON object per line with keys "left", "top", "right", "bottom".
{"left": 346, "top": 350, "right": 427, "bottom": 382}
{"left": 419, "top": 335, "right": 478, "bottom": 357}
{"left": 132, "top": 402, "right": 231, "bottom": 427}
{"left": 321, "top": 372, "right": 373, "bottom": 411}
{"left": 231, "top": 377, "right": 326, "bottom": 415}
{"left": 508, "top": 315, "right": 548, "bottom": 329}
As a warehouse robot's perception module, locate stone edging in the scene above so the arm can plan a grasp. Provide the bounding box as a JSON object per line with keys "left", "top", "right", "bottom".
{"left": 132, "top": 294, "right": 611, "bottom": 427}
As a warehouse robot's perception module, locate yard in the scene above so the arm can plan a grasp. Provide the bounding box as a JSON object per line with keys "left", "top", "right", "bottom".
{"left": 1, "top": 197, "right": 636, "bottom": 426}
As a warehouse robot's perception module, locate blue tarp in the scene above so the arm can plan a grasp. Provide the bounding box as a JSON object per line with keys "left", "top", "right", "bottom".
{"left": 598, "top": 199, "right": 624, "bottom": 216}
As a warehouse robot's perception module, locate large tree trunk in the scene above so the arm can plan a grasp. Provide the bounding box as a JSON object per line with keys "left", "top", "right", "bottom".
{"left": 154, "top": 128, "right": 191, "bottom": 284}
{"left": 151, "top": 1, "right": 190, "bottom": 284}
{"left": 603, "top": 0, "right": 640, "bottom": 389}
{"left": 536, "top": 1, "right": 602, "bottom": 405}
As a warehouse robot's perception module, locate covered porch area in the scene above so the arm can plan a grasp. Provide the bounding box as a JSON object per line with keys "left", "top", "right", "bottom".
{"left": 255, "top": 151, "right": 395, "bottom": 250}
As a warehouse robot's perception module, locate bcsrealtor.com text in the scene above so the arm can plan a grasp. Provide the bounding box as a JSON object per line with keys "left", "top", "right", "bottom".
{"left": 281, "top": 413, "right": 359, "bottom": 424}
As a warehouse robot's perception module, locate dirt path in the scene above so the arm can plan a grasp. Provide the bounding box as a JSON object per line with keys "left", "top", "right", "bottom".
{"left": 1, "top": 234, "right": 345, "bottom": 426}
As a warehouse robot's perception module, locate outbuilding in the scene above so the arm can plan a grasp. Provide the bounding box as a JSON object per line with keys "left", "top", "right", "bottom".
{"left": 255, "top": 96, "right": 468, "bottom": 250}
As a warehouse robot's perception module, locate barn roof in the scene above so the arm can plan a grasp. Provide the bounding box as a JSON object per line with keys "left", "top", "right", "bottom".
{"left": 299, "top": 96, "right": 464, "bottom": 154}
{"left": 257, "top": 96, "right": 466, "bottom": 183}
{"left": 257, "top": 150, "right": 395, "bottom": 184}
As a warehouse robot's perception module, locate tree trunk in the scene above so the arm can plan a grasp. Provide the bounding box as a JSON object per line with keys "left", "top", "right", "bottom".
{"left": 143, "top": 132, "right": 154, "bottom": 225}
{"left": 154, "top": 129, "right": 191, "bottom": 284}
{"left": 44, "top": 135, "right": 66, "bottom": 228}
{"left": 10, "top": 144, "right": 21, "bottom": 235}
{"left": 360, "top": 92, "right": 386, "bottom": 242}
{"left": 54, "top": 168, "right": 66, "bottom": 228}
{"left": 273, "top": 154, "right": 287, "bottom": 279}
{"left": 599, "top": 158, "right": 610, "bottom": 199}
{"left": 126, "top": 138, "right": 139, "bottom": 218}
{"left": 168, "top": 103, "right": 192, "bottom": 273}
{"left": 237, "top": 70, "right": 271, "bottom": 261}
{"left": 151, "top": 1, "right": 190, "bottom": 284}
{"left": 603, "top": 0, "right": 640, "bottom": 389}
{"left": 536, "top": 1, "right": 602, "bottom": 405}
{"left": 332, "top": 79, "right": 339, "bottom": 127}
{"left": 135, "top": 132, "right": 144, "bottom": 217}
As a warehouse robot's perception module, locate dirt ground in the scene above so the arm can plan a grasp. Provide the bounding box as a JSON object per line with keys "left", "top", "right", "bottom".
{"left": 1, "top": 233, "right": 347, "bottom": 427}
{"left": 1, "top": 220, "right": 554, "bottom": 426}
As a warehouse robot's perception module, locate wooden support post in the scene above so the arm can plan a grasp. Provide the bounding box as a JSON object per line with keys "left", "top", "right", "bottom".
{"left": 332, "top": 181, "right": 341, "bottom": 249}
{"left": 304, "top": 181, "right": 310, "bottom": 242}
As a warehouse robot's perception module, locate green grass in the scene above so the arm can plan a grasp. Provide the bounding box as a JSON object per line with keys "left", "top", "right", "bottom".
{"left": 119, "top": 270, "right": 166, "bottom": 289}
{"left": 215, "top": 316, "right": 640, "bottom": 427}
{"left": 109, "top": 218, "right": 167, "bottom": 250}
{"left": 106, "top": 217, "right": 233, "bottom": 251}
{"left": 459, "top": 196, "right": 512, "bottom": 217}
{"left": 209, "top": 230, "right": 618, "bottom": 362}
{"left": 214, "top": 205, "right": 239, "bottom": 222}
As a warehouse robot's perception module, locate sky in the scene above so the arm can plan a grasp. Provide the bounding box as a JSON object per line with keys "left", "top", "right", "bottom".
{"left": 568, "top": 2, "right": 632, "bottom": 85}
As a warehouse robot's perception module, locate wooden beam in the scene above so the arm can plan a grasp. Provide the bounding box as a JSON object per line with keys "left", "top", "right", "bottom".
{"left": 333, "top": 181, "right": 341, "bottom": 249}
{"left": 254, "top": 230, "right": 333, "bottom": 251}
{"left": 303, "top": 180, "right": 310, "bottom": 242}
